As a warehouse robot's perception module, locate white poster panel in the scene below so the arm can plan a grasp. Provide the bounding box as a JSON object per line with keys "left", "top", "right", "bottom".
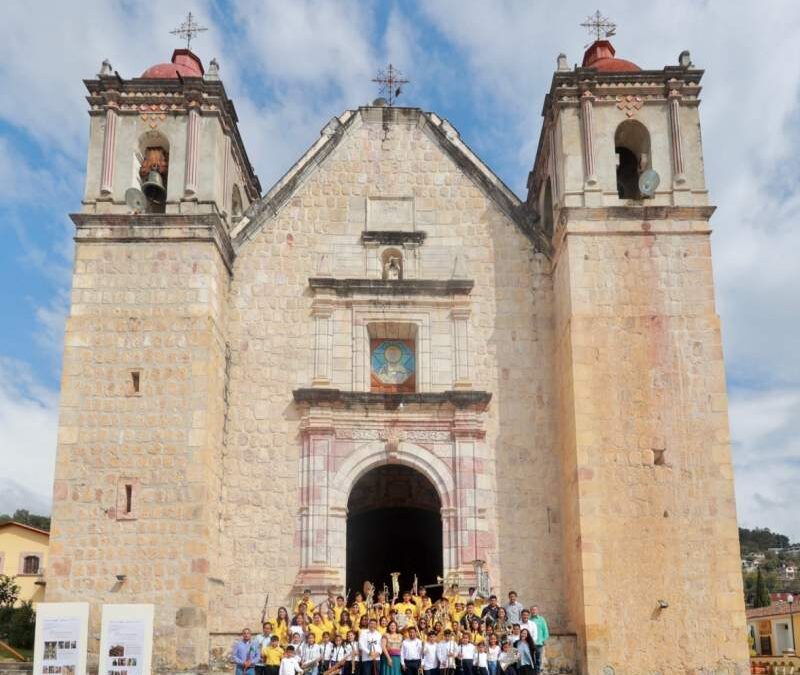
{"left": 33, "top": 602, "right": 89, "bottom": 675}
{"left": 98, "top": 604, "right": 154, "bottom": 675}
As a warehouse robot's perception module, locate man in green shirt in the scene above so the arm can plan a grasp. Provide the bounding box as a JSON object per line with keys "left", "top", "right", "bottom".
{"left": 530, "top": 606, "right": 549, "bottom": 675}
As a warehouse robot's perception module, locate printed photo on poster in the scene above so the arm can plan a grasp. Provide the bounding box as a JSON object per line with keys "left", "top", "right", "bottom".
{"left": 102, "top": 619, "right": 146, "bottom": 675}
{"left": 40, "top": 617, "right": 81, "bottom": 675}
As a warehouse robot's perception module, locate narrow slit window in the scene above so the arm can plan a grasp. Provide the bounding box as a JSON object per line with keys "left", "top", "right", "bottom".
{"left": 130, "top": 370, "right": 140, "bottom": 394}
{"left": 117, "top": 477, "right": 138, "bottom": 520}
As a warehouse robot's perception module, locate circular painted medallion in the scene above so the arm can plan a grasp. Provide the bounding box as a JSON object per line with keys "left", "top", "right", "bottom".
{"left": 371, "top": 340, "right": 415, "bottom": 385}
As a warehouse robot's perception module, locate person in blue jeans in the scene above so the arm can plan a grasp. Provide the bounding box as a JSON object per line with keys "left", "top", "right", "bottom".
{"left": 529, "top": 607, "right": 549, "bottom": 675}
{"left": 232, "top": 628, "right": 261, "bottom": 675}
{"left": 513, "top": 629, "right": 534, "bottom": 675}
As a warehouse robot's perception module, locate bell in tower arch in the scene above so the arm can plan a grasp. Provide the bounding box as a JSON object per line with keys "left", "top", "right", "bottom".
{"left": 139, "top": 147, "right": 168, "bottom": 205}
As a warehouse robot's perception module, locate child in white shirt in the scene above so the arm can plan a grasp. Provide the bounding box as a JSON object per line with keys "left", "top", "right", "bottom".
{"left": 475, "top": 643, "right": 489, "bottom": 675}
{"left": 279, "top": 647, "right": 303, "bottom": 675}
{"left": 487, "top": 637, "right": 501, "bottom": 675}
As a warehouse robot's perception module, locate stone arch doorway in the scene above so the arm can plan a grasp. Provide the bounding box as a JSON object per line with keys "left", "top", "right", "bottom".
{"left": 345, "top": 464, "right": 443, "bottom": 596}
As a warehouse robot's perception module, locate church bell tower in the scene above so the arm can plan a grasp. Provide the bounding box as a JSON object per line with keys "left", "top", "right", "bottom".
{"left": 47, "top": 45, "right": 260, "bottom": 670}
{"left": 528, "top": 21, "right": 749, "bottom": 675}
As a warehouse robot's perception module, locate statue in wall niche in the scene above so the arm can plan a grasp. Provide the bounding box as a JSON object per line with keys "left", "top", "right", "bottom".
{"left": 452, "top": 253, "right": 468, "bottom": 279}
{"left": 316, "top": 253, "right": 332, "bottom": 276}
{"left": 383, "top": 255, "right": 402, "bottom": 280}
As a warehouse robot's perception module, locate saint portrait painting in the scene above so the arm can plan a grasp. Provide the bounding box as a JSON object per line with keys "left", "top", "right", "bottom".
{"left": 370, "top": 339, "right": 416, "bottom": 393}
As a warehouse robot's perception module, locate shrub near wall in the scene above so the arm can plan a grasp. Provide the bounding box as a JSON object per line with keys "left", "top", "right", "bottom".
{"left": 0, "top": 602, "right": 36, "bottom": 650}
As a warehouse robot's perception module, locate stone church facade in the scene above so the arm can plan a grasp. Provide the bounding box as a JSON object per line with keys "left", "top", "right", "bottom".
{"left": 46, "top": 39, "right": 748, "bottom": 675}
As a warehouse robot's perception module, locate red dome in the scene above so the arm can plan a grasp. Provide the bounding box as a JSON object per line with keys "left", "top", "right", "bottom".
{"left": 141, "top": 49, "right": 204, "bottom": 79}
{"left": 582, "top": 40, "right": 640, "bottom": 73}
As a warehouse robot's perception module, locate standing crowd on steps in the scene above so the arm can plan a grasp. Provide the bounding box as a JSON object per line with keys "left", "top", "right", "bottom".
{"left": 231, "top": 585, "right": 550, "bottom": 675}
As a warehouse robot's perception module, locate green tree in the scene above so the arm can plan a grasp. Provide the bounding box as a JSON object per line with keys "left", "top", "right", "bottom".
{"left": 0, "top": 575, "right": 19, "bottom": 608}
{"left": 739, "top": 527, "right": 792, "bottom": 554}
{"left": 754, "top": 568, "right": 771, "bottom": 608}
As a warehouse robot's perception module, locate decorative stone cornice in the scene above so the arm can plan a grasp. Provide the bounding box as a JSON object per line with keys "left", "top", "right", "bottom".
{"left": 308, "top": 277, "right": 474, "bottom": 297}
{"left": 85, "top": 75, "right": 261, "bottom": 200}
{"left": 550, "top": 205, "right": 717, "bottom": 261}
{"left": 70, "top": 212, "right": 235, "bottom": 273}
{"left": 559, "top": 205, "right": 715, "bottom": 222}
{"left": 292, "top": 388, "right": 492, "bottom": 411}
{"left": 541, "top": 67, "right": 704, "bottom": 114}
{"left": 360, "top": 230, "right": 427, "bottom": 246}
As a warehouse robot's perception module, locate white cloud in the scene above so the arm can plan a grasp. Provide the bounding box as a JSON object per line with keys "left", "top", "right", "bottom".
{"left": 0, "top": 478, "right": 51, "bottom": 517}
{"left": 0, "top": 2, "right": 224, "bottom": 161}
{"left": 0, "top": 358, "right": 59, "bottom": 512}
{"left": 730, "top": 387, "right": 800, "bottom": 541}
{"left": 219, "top": 0, "right": 382, "bottom": 187}
{"left": 230, "top": 0, "right": 376, "bottom": 91}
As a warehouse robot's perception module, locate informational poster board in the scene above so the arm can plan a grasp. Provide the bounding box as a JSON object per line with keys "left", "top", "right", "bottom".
{"left": 33, "top": 602, "right": 89, "bottom": 675}
{"left": 98, "top": 604, "right": 154, "bottom": 675}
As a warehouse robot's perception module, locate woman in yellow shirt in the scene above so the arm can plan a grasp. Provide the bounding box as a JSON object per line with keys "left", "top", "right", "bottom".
{"left": 274, "top": 607, "right": 290, "bottom": 647}
{"left": 308, "top": 613, "right": 327, "bottom": 643}
{"left": 337, "top": 610, "right": 353, "bottom": 640}
{"left": 349, "top": 602, "right": 363, "bottom": 627}
{"left": 468, "top": 618, "right": 485, "bottom": 645}
{"left": 353, "top": 592, "right": 367, "bottom": 618}
{"left": 414, "top": 589, "right": 432, "bottom": 618}
{"left": 333, "top": 596, "right": 347, "bottom": 623}
{"left": 323, "top": 608, "right": 337, "bottom": 636}
{"left": 417, "top": 618, "right": 429, "bottom": 643}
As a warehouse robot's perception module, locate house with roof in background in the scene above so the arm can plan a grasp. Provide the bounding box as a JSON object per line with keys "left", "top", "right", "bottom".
{"left": 0, "top": 522, "right": 49, "bottom": 605}
{"left": 747, "top": 598, "right": 800, "bottom": 673}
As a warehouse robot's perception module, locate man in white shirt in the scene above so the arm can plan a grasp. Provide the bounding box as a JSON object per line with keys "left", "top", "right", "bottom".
{"left": 255, "top": 622, "right": 276, "bottom": 675}
{"left": 358, "top": 619, "right": 383, "bottom": 675}
{"left": 517, "top": 610, "right": 538, "bottom": 644}
{"left": 504, "top": 592, "right": 524, "bottom": 626}
{"left": 400, "top": 627, "right": 423, "bottom": 673}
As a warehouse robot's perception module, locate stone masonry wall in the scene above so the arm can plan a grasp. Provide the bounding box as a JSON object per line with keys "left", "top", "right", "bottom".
{"left": 553, "top": 217, "right": 749, "bottom": 675}
{"left": 47, "top": 231, "right": 230, "bottom": 671}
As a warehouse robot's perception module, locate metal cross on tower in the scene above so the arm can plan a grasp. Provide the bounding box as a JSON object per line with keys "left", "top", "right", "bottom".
{"left": 580, "top": 10, "right": 617, "bottom": 42}
{"left": 170, "top": 11, "right": 208, "bottom": 50}
{"left": 372, "top": 64, "right": 409, "bottom": 106}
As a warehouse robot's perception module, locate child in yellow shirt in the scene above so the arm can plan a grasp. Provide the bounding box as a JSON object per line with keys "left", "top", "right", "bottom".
{"left": 262, "top": 635, "right": 284, "bottom": 675}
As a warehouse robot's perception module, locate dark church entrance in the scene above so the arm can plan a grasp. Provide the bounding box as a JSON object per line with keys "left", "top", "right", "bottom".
{"left": 346, "top": 465, "right": 443, "bottom": 598}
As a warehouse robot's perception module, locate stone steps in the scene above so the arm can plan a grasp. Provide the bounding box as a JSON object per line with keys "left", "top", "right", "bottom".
{"left": 0, "top": 662, "right": 33, "bottom": 675}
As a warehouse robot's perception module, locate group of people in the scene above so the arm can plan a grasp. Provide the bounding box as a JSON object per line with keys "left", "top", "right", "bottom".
{"left": 231, "top": 585, "right": 550, "bottom": 675}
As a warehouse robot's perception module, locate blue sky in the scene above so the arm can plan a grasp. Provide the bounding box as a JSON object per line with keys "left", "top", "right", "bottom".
{"left": 1, "top": 0, "right": 799, "bottom": 540}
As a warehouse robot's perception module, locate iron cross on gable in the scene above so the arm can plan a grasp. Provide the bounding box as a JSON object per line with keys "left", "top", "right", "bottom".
{"left": 170, "top": 11, "right": 208, "bottom": 50}
{"left": 581, "top": 10, "right": 617, "bottom": 42}
{"left": 372, "top": 64, "right": 409, "bottom": 106}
